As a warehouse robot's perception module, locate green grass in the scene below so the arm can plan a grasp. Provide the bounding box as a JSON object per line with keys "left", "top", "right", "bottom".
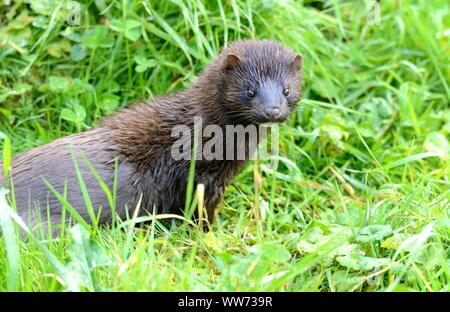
{"left": 0, "top": 0, "right": 449, "bottom": 291}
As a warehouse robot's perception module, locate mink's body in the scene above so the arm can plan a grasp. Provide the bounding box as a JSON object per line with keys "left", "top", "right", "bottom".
{"left": 0, "top": 40, "right": 302, "bottom": 233}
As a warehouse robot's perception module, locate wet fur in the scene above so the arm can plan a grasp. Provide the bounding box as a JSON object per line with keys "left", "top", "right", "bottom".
{"left": 0, "top": 40, "right": 302, "bottom": 233}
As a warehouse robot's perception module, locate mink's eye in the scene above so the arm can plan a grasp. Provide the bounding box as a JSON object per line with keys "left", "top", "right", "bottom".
{"left": 246, "top": 89, "right": 256, "bottom": 99}
{"left": 283, "top": 88, "right": 290, "bottom": 97}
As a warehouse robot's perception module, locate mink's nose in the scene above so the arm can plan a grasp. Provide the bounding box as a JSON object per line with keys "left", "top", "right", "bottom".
{"left": 259, "top": 79, "right": 285, "bottom": 121}
{"left": 263, "top": 106, "right": 281, "bottom": 120}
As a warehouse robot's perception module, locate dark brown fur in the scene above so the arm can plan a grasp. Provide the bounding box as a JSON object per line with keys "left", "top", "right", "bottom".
{"left": 0, "top": 40, "right": 302, "bottom": 234}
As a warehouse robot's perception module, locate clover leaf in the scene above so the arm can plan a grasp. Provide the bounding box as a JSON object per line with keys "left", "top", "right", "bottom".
{"left": 109, "top": 19, "right": 141, "bottom": 41}
{"left": 134, "top": 55, "right": 158, "bottom": 73}
{"left": 355, "top": 225, "right": 393, "bottom": 243}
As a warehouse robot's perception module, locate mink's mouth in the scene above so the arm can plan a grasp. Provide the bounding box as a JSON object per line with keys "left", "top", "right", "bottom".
{"left": 250, "top": 113, "right": 289, "bottom": 124}
{"left": 251, "top": 118, "right": 287, "bottom": 125}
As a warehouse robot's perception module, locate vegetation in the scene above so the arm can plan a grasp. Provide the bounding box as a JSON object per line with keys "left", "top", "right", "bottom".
{"left": 0, "top": 0, "right": 448, "bottom": 291}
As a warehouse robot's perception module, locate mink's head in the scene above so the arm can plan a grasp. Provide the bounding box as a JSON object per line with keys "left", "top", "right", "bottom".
{"left": 218, "top": 40, "right": 302, "bottom": 124}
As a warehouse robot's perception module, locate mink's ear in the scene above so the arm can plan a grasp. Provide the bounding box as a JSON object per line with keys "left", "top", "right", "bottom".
{"left": 292, "top": 54, "right": 303, "bottom": 71}
{"left": 222, "top": 53, "right": 242, "bottom": 71}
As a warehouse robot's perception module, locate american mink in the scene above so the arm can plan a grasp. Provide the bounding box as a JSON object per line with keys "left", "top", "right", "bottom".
{"left": 0, "top": 40, "right": 302, "bottom": 234}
